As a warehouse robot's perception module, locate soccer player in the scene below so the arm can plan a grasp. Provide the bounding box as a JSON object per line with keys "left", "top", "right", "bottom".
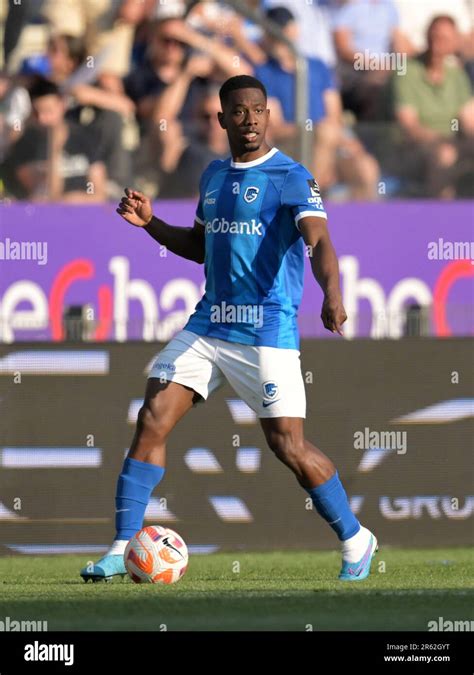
{"left": 80, "top": 75, "right": 377, "bottom": 583}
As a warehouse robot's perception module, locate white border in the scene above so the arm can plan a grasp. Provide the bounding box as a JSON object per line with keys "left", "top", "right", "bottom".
{"left": 230, "top": 146, "right": 279, "bottom": 169}
{"left": 294, "top": 210, "right": 327, "bottom": 230}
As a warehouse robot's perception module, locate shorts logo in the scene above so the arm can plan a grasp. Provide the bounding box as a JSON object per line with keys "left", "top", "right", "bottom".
{"left": 243, "top": 186, "right": 260, "bottom": 203}
{"left": 262, "top": 381, "right": 279, "bottom": 400}
{"left": 153, "top": 361, "right": 176, "bottom": 372}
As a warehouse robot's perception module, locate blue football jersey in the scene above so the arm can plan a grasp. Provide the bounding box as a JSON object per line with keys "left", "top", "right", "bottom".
{"left": 184, "top": 147, "right": 327, "bottom": 349}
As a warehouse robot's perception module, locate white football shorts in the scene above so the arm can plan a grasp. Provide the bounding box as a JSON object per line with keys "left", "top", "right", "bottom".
{"left": 148, "top": 329, "right": 306, "bottom": 418}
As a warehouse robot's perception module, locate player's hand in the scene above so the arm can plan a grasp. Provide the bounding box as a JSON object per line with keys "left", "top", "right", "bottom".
{"left": 116, "top": 188, "right": 153, "bottom": 227}
{"left": 321, "top": 292, "right": 347, "bottom": 336}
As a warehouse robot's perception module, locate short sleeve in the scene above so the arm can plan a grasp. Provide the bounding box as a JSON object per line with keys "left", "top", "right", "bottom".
{"left": 281, "top": 166, "right": 327, "bottom": 231}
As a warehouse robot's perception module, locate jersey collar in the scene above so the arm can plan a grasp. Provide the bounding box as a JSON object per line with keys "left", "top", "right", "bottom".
{"left": 230, "top": 146, "right": 279, "bottom": 169}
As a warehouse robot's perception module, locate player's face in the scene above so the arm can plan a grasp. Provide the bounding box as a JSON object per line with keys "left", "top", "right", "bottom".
{"left": 219, "top": 88, "right": 269, "bottom": 154}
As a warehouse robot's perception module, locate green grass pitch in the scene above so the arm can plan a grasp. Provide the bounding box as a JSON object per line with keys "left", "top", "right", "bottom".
{"left": 0, "top": 548, "right": 472, "bottom": 631}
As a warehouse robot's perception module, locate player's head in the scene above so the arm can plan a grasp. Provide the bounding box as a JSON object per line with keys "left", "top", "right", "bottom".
{"left": 29, "top": 77, "right": 65, "bottom": 127}
{"left": 218, "top": 75, "right": 269, "bottom": 153}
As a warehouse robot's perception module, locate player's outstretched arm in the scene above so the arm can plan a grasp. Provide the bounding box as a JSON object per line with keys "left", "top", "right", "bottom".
{"left": 299, "top": 215, "right": 347, "bottom": 336}
{"left": 116, "top": 188, "right": 205, "bottom": 263}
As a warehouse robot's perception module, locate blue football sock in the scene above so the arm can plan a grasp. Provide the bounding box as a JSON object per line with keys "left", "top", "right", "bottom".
{"left": 306, "top": 471, "right": 360, "bottom": 541}
{"left": 114, "top": 457, "right": 165, "bottom": 541}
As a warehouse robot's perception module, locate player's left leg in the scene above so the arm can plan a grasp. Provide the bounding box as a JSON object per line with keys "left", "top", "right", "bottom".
{"left": 260, "top": 416, "right": 378, "bottom": 581}
{"left": 215, "top": 341, "right": 377, "bottom": 581}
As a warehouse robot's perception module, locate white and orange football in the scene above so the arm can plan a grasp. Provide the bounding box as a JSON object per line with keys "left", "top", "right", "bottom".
{"left": 124, "top": 526, "right": 188, "bottom": 584}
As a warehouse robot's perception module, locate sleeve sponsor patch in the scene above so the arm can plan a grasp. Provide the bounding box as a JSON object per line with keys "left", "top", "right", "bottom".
{"left": 307, "top": 178, "right": 321, "bottom": 197}
{"left": 306, "top": 178, "right": 323, "bottom": 206}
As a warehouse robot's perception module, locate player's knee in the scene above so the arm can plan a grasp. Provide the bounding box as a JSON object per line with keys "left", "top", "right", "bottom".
{"left": 266, "top": 431, "right": 305, "bottom": 466}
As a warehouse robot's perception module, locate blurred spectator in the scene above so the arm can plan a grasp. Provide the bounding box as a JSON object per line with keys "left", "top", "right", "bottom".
{"left": 40, "top": 33, "right": 134, "bottom": 194}
{"left": 394, "top": 0, "right": 473, "bottom": 57}
{"left": 46, "top": 34, "right": 135, "bottom": 116}
{"left": 154, "top": 0, "right": 187, "bottom": 20}
{"left": 0, "top": 71, "right": 31, "bottom": 160}
{"left": 187, "top": 0, "right": 267, "bottom": 67}
{"left": 255, "top": 7, "right": 380, "bottom": 200}
{"left": 41, "top": 0, "right": 149, "bottom": 94}
{"left": 158, "top": 87, "right": 229, "bottom": 197}
{"left": 2, "top": 78, "right": 106, "bottom": 202}
{"left": 3, "top": 0, "right": 46, "bottom": 69}
{"left": 124, "top": 16, "right": 252, "bottom": 132}
{"left": 333, "top": 0, "right": 402, "bottom": 120}
{"left": 264, "top": 0, "right": 338, "bottom": 67}
{"left": 393, "top": 16, "right": 474, "bottom": 197}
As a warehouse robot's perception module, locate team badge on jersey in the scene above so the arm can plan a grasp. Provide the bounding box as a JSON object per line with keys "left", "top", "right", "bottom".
{"left": 243, "top": 186, "right": 260, "bottom": 203}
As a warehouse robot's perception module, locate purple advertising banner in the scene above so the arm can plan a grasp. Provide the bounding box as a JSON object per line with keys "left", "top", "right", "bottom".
{"left": 0, "top": 200, "right": 473, "bottom": 342}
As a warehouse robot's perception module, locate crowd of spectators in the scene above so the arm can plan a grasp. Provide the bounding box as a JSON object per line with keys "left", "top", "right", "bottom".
{"left": 0, "top": 0, "right": 473, "bottom": 202}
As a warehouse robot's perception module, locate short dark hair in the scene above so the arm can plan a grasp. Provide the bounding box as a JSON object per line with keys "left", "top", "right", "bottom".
{"left": 29, "top": 77, "right": 61, "bottom": 101}
{"left": 219, "top": 75, "right": 267, "bottom": 107}
{"left": 427, "top": 14, "right": 457, "bottom": 34}
{"left": 266, "top": 6, "right": 295, "bottom": 28}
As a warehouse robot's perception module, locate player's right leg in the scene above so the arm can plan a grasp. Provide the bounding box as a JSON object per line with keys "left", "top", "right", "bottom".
{"left": 80, "top": 379, "right": 197, "bottom": 582}
{"left": 80, "top": 330, "right": 224, "bottom": 582}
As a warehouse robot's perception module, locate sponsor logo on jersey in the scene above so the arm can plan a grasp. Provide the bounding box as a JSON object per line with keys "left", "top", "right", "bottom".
{"left": 243, "top": 186, "right": 260, "bottom": 203}
{"left": 205, "top": 218, "right": 263, "bottom": 235}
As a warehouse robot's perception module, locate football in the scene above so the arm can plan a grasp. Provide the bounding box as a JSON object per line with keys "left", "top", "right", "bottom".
{"left": 124, "top": 526, "right": 188, "bottom": 584}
